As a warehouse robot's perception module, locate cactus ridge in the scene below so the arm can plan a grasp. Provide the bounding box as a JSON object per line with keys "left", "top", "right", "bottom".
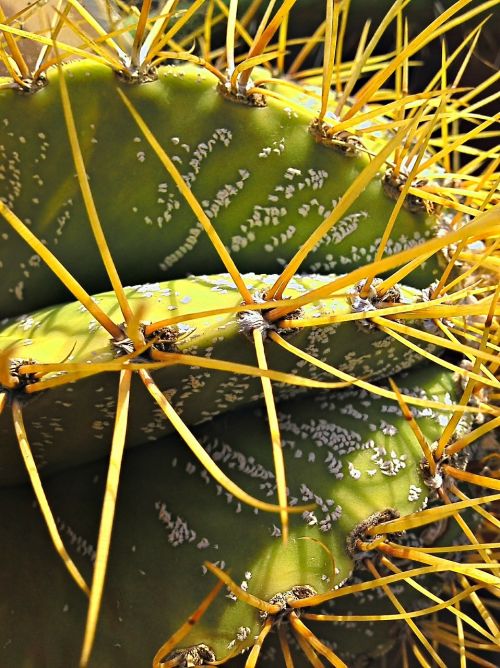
{"left": 0, "top": 59, "right": 447, "bottom": 318}
{"left": 0, "top": 365, "right": 479, "bottom": 667}
{"left": 0, "top": 271, "right": 449, "bottom": 485}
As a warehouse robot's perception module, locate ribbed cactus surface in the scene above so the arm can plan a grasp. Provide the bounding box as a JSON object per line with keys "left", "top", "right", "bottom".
{"left": 0, "top": 271, "right": 440, "bottom": 484}
{"left": 0, "top": 60, "right": 443, "bottom": 317}
{"left": 0, "top": 366, "right": 470, "bottom": 666}
{"left": 0, "top": 1, "right": 498, "bottom": 667}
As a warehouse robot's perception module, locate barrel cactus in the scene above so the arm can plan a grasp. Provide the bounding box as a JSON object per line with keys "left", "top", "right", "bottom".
{"left": 0, "top": 1, "right": 498, "bottom": 667}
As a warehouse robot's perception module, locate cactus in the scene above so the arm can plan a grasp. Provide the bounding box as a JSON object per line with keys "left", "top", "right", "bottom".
{"left": 0, "top": 271, "right": 445, "bottom": 484}
{"left": 0, "top": 1, "right": 499, "bottom": 667}
{"left": 0, "top": 365, "right": 484, "bottom": 667}
{"left": 0, "top": 57, "right": 446, "bottom": 317}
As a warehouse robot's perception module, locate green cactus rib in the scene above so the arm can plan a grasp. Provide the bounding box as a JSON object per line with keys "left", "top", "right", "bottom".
{"left": 230, "top": 499, "right": 485, "bottom": 668}
{"left": 300, "top": 511, "right": 485, "bottom": 668}
{"left": 0, "top": 59, "right": 446, "bottom": 318}
{"left": 0, "top": 365, "right": 468, "bottom": 667}
{"left": 0, "top": 271, "right": 441, "bottom": 485}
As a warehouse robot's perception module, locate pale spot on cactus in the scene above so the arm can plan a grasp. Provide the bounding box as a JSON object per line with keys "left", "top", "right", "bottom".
{"left": 348, "top": 462, "right": 361, "bottom": 480}
{"left": 408, "top": 485, "right": 422, "bottom": 502}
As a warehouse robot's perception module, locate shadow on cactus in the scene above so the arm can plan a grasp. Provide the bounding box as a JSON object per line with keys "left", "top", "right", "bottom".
{"left": 0, "top": 1, "right": 499, "bottom": 667}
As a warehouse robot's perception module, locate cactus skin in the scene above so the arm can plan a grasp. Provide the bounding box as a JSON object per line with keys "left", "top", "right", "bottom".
{"left": 305, "top": 514, "right": 482, "bottom": 668}
{"left": 0, "top": 365, "right": 465, "bottom": 667}
{"left": 0, "top": 2, "right": 497, "bottom": 667}
{"left": 0, "top": 60, "right": 444, "bottom": 317}
{"left": 0, "top": 271, "right": 439, "bottom": 484}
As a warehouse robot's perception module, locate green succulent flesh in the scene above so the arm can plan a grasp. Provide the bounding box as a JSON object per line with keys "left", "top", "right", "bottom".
{"left": 0, "top": 60, "right": 443, "bottom": 317}
{"left": 0, "top": 365, "right": 463, "bottom": 666}
{"left": 0, "top": 271, "right": 440, "bottom": 485}
{"left": 0, "top": 3, "right": 494, "bottom": 667}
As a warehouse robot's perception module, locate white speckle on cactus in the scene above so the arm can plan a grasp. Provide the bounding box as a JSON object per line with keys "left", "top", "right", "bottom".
{"left": 408, "top": 485, "right": 422, "bottom": 502}
{"left": 302, "top": 511, "right": 318, "bottom": 527}
{"left": 348, "top": 462, "right": 361, "bottom": 479}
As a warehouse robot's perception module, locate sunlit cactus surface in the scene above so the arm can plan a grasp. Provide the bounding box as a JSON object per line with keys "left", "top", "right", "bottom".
{"left": 0, "top": 1, "right": 499, "bottom": 667}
